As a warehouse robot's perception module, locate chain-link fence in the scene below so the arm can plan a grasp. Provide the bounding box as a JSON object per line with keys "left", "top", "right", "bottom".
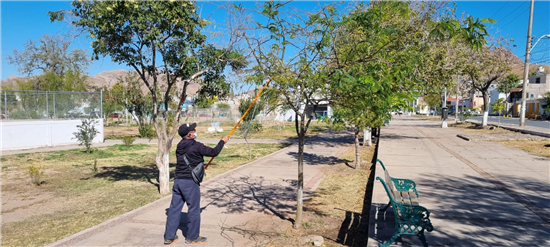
{"left": 0, "top": 90, "right": 102, "bottom": 120}
{"left": 179, "top": 105, "right": 286, "bottom": 127}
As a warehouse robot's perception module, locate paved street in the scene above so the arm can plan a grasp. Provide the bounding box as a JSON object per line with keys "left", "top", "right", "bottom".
{"left": 471, "top": 116, "right": 550, "bottom": 129}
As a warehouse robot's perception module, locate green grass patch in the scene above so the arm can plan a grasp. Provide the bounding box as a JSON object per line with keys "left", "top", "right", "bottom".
{"left": 0, "top": 142, "right": 288, "bottom": 246}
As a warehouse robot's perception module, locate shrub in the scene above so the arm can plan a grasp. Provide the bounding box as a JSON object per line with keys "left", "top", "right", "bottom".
{"left": 73, "top": 118, "right": 99, "bottom": 153}
{"left": 217, "top": 103, "right": 230, "bottom": 109}
{"left": 28, "top": 163, "right": 45, "bottom": 185}
{"left": 138, "top": 123, "right": 156, "bottom": 140}
{"left": 122, "top": 136, "right": 136, "bottom": 146}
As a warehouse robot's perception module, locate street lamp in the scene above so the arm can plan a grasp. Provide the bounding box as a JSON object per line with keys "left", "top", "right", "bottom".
{"left": 519, "top": 32, "right": 550, "bottom": 126}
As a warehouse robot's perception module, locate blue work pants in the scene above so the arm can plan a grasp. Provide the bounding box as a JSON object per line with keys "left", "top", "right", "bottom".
{"left": 164, "top": 179, "right": 201, "bottom": 240}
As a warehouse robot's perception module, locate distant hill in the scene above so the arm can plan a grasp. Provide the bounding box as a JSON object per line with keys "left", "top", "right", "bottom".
{"left": 510, "top": 64, "right": 550, "bottom": 78}
{"left": 1, "top": 69, "right": 201, "bottom": 96}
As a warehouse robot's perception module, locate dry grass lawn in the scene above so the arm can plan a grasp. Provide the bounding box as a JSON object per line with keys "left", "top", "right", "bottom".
{"left": 265, "top": 144, "right": 376, "bottom": 247}
{"left": 451, "top": 122, "right": 516, "bottom": 134}
{"left": 0, "top": 143, "right": 288, "bottom": 247}
{"left": 496, "top": 139, "right": 550, "bottom": 159}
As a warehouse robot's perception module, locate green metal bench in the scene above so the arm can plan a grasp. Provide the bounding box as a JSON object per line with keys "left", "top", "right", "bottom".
{"left": 377, "top": 159, "right": 419, "bottom": 211}
{"left": 375, "top": 159, "right": 434, "bottom": 247}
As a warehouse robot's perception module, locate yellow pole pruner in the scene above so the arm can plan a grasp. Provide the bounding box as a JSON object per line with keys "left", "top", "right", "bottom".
{"left": 204, "top": 77, "right": 273, "bottom": 170}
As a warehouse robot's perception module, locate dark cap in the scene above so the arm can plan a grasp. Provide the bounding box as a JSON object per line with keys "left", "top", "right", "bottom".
{"left": 178, "top": 123, "right": 197, "bottom": 138}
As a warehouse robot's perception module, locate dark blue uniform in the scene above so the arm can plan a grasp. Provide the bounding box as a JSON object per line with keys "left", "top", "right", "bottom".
{"left": 164, "top": 138, "right": 224, "bottom": 241}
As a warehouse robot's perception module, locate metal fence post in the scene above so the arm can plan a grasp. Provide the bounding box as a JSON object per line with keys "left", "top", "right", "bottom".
{"left": 4, "top": 91, "right": 7, "bottom": 118}
{"left": 46, "top": 91, "right": 49, "bottom": 118}
{"left": 53, "top": 93, "right": 56, "bottom": 118}
{"left": 100, "top": 90, "right": 103, "bottom": 119}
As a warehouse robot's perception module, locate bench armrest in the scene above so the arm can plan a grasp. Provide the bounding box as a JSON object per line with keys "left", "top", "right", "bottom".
{"left": 390, "top": 177, "right": 419, "bottom": 197}
{"left": 394, "top": 203, "right": 432, "bottom": 226}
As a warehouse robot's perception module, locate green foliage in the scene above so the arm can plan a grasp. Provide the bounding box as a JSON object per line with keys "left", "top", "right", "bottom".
{"left": 217, "top": 103, "right": 230, "bottom": 109}
{"left": 491, "top": 98, "right": 506, "bottom": 115}
{"left": 122, "top": 136, "right": 136, "bottom": 146}
{"left": 240, "top": 122, "right": 263, "bottom": 135}
{"left": 28, "top": 163, "right": 45, "bottom": 185}
{"left": 542, "top": 92, "right": 550, "bottom": 115}
{"left": 102, "top": 72, "right": 154, "bottom": 129}
{"left": 6, "top": 34, "right": 90, "bottom": 76}
{"left": 138, "top": 124, "right": 156, "bottom": 140}
{"left": 498, "top": 74, "right": 520, "bottom": 94}
{"left": 423, "top": 93, "right": 441, "bottom": 111}
{"left": 73, "top": 119, "right": 99, "bottom": 153}
{"left": 238, "top": 97, "right": 264, "bottom": 123}
{"left": 195, "top": 96, "right": 218, "bottom": 108}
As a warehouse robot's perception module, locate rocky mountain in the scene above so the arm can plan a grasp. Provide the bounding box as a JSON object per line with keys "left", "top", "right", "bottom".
{"left": 1, "top": 69, "right": 202, "bottom": 96}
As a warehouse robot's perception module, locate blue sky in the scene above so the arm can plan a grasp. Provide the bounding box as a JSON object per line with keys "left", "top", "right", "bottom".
{"left": 1, "top": 0, "right": 549, "bottom": 80}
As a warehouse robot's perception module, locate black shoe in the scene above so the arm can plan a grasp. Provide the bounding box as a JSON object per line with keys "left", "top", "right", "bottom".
{"left": 164, "top": 235, "right": 178, "bottom": 245}
{"left": 185, "top": 236, "right": 207, "bottom": 244}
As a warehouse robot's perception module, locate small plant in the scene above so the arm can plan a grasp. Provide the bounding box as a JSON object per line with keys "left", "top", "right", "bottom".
{"left": 491, "top": 98, "right": 506, "bottom": 124}
{"left": 92, "top": 159, "right": 99, "bottom": 174}
{"left": 73, "top": 118, "right": 99, "bottom": 153}
{"left": 458, "top": 109, "right": 475, "bottom": 122}
{"left": 28, "top": 163, "right": 45, "bottom": 185}
{"left": 122, "top": 136, "right": 136, "bottom": 146}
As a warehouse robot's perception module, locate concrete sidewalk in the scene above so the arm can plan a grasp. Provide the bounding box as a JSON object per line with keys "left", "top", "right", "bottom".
{"left": 47, "top": 130, "right": 352, "bottom": 247}
{"left": 369, "top": 116, "right": 550, "bottom": 246}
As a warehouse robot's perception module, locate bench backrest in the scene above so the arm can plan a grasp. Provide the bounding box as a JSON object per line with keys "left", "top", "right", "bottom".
{"left": 377, "top": 159, "right": 396, "bottom": 198}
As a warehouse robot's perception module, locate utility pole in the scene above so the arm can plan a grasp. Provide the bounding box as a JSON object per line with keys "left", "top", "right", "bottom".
{"left": 455, "top": 76, "right": 459, "bottom": 122}
{"left": 442, "top": 86, "right": 448, "bottom": 128}
{"left": 520, "top": 0, "right": 534, "bottom": 126}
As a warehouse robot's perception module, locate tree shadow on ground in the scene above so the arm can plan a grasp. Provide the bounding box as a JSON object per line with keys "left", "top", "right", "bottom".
{"left": 305, "top": 129, "right": 355, "bottom": 147}
{"left": 381, "top": 133, "right": 424, "bottom": 140}
{"left": 370, "top": 173, "right": 550, "bottom": 246}
{"left": 286, "top": 152, "right": 344, "bottom": 166}
{"left": 203, "top": 175, "right": 296, "bottom": 224}
{"left": 92, "top": 163, "right": 178, "bottom": 192}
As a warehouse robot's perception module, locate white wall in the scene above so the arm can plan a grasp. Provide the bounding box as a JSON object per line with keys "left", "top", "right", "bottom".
{"left": 1, "top": 119, "right": 104, "bottom": 151}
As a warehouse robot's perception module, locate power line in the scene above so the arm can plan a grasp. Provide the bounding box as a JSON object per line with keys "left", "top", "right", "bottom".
{"left": 501, "top": 7, "right": 529, "bottom": 29}
{"left": 501, "top": 0, "right": 528, "bottom": 21}
{"left": 490, "top": 0, "right": 510, "bottom": 19}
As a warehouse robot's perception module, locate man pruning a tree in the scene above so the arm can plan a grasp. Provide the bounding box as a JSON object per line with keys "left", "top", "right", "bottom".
{"left": 164, "top": 123, "right": 228, "bottom": 245}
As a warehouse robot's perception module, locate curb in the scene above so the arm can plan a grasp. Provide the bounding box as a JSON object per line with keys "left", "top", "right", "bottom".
{"left": 466, "top": 120, "right": 550, "bottom": 138}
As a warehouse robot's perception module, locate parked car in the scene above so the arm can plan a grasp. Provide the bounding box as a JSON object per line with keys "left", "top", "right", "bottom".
{"left": 109, "top": 113, "right": 120, "bottom": 119}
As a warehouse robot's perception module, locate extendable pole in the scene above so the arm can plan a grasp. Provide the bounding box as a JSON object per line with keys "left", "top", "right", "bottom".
{"left": 204, "top": 78, "right": 273, "bottom": 170}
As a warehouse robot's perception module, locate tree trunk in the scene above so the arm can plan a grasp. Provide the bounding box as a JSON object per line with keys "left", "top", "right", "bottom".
{"left": 363, "top": 128, "right": 372, "bottom": 147}
{"left": 156, "top": 143, "right": 171, "bottom": 194}
{"left": 154, "top": 117, "right": 176, "bottom": 195}
{"left": 295, "top": 130, "right": 304, "bottom": 229}
{"left": 482, "top": 92, "right": 490, "bottom": 127}
{"left": 354, "top": 127, "right": 360, "bottom": 169}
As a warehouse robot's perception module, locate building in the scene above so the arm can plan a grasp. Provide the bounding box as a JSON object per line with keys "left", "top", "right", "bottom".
{"left": 510, "top": 66, "right": 549, "bottom": 117}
